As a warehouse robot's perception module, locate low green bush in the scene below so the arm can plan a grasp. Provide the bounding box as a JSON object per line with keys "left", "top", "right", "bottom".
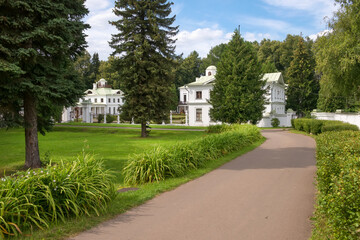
{"left": 123, "top": 124, "right": 261, "bottom": 185}
{"left": 293, "top": 118, "right": 358, "bottom": 135}
{"left": 321, "top": 123, "right": 359, "bottom": 133}
{"left": 271, "top": 118, "right": 280, "bottom": 127}
{"left": 312, "top": 131, "right": 360, "bottom": 239}
{"left": 0, "top": 153, "right": 116, "bottom": 237}
{"left": 106, "top": 114, "right": 117, "bottom": 123}
{"left": 97, "top": 114, "right": 104, "bottom": 123}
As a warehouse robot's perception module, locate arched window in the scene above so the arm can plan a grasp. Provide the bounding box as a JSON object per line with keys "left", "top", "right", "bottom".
{"left": 208, "top": 72, "right": 211, "bottom": 76}
{"left": 87, "top": 91, "right": 92, "bottom": 94}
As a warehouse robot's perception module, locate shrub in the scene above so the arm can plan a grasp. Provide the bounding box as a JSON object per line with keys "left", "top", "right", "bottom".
{"left": 312, "top": 131, "right": 360, "bottom": 239}
{"left": 98, "top": 114, "right": 104, "bottom": 123}
{"left": 106, "top": 114, "right": 117, "bottom": 123}
{"left": 271, "top": 118, "right": 280, "bottom": 127}
{"left": 291, "top": 118, "right": 295, "bottom": 128}
{"left": 123, "top": 124, "right": 262, "bottom": 185}
{"left": 321, "top": 123, "right": 359, "bottom": 133}
{"left": 0, "top": 153, "right": 116, "bottom": 237}
{"left": 293, "top": 118, "right": 358, "bottom": 135}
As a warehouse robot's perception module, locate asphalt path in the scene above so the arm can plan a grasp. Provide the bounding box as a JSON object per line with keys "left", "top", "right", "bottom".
{"left": 70, "top": 129, "right": 316, "bottom": 240}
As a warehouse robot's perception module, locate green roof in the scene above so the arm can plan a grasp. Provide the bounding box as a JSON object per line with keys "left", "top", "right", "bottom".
{"left": 85, "top": 88, "right": 123, "bottom": 96}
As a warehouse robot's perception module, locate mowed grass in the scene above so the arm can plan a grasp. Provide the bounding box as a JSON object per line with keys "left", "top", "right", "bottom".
{"left": 0, "top": 127, "right": 205, "bottom": 183}
{"left": 0, "top": 126, "right": 265, "bottom": 239}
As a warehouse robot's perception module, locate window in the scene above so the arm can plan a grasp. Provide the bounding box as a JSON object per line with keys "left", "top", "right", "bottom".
{"left": 196, "top": 91, "right": 202, "bottom": 99}
{"left": 208, "top": 72, "right": 211, "bottom": 76}
{"left": 101, "top": 98, "right": 103, "bottom": 103}
{"left": 117, "top": 98, "right": 120, "bottom": 103}
{"left": 183, "top": 95, "right": 187, "bottom": 103}
{"left": 108, "top": 98, "right": 111, "bottom": 103}
{"left": 196, "top": 108, "right": 202, "bottom": 122}
{"left": 109, "top": 107, "right": 111, "bottom": 114}
{"left": 113, "top": 107, "right": 116, "bottom": 114}
{"left": 95, "top": 98, "right": 97, "bottom": 103}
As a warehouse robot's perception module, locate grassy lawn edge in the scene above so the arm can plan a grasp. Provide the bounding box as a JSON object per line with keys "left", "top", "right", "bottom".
{"left": 16, "top": 137, "right": 266, "bottom": 240}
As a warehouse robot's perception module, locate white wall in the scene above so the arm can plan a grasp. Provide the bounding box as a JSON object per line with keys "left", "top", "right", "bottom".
{"left": 188, "top": 104, "right": 213, "bottom": 126}
{"left": 312, "top": 112, "right": 360, "bottom": 128}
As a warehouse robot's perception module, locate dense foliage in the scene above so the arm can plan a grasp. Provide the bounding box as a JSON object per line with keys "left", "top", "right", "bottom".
{"left": 0, "top": 153, "right": 116, "bottom": 237}
{"left": 123, "top": 124, "right": 261, "bottom": 184}
{"left": 0, "top": 0, "right": 89, "bottom": 167}
{"left": 312, "top": 131, "right": 360, "bottom": 239}
{"left": 314, "top": 0, "right": 360, "bottom": 111}
{"left": 110, "top": 0, "right": 178, "bottom": 137}
{"left": 210, "top": 30, "right": 266, "bottom": 124}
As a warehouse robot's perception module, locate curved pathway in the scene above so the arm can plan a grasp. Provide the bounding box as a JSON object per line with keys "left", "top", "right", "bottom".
{"left": 70, "top": 129, "right": 316, "bottom": 240}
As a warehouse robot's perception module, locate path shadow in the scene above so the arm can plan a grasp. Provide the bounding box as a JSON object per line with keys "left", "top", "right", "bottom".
{"left": 221, "top": 146, "right": 316, "bottom": 171}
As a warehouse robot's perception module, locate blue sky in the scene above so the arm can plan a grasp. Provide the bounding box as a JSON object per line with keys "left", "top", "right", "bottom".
{"left": 84, "top": 0, "right": 338, "bottom": 60}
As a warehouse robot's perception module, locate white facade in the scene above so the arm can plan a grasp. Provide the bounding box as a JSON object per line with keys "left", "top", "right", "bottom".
{"left": 311, "top": 111, "right": 360, "bottom": 129}
{"left": 179, "top": 67, "right": 294, "bottom": 127}
{"left": 61, "top": 79, "right": 124, "bottom": 123}
{"left": 179, "top": 66, "right": 218, "bottom": 126}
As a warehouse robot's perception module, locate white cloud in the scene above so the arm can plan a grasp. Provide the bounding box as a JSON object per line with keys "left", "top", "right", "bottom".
{"left": 308, "top": 29, "right": 332, "bottom": 41}
{"left": 85, "top": 7, "right": 118, "bottom": 60}
{"left": 85, "top": 0, "right": 111, "bottom": 13}
{"left": 243, "top": 32, "right": 272, "bottom": 42}
{"left": 261, "top": 0, "right": 339, "bottom": 26}
{"left": 175, "top": 27, "right": 232, "bottom": 58}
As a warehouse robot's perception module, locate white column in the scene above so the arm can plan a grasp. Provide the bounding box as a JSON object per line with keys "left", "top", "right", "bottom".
{"left": 117, "top": 114, "right": 120, "bottom": 124}
{"left": 185, "top": 110, "right": 188, "bottom": 125}
{"left": 131, "top": 117, "right": 134, "bottom": 124}
{"left": 162, "top": 120, "right": 165, "bottom": 125}
{"left": 104, "top": 107, "right": 107, "bottom": 123}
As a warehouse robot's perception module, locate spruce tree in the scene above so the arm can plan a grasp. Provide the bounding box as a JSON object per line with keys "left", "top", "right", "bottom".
{"left": 0, "top": 0, "right": 89, "bottom": 168}
{"left": 110, "top": 0, "right": 178, "bottom": 137}
{"left": 286, "top": 38, "right": 319, "bottom": 117}
{"left": 210, "top": 30, "right": 266, "bottom": 124}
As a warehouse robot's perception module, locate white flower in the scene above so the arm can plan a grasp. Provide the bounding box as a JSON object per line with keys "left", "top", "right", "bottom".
{"left": 40, "top": 170, "right": 43, "bottom": 173}
{"left": 1, "top": 178, "right": 5, "bottom": 182}
{"left": 53, "top": 179, "right": 56, "bottom": 182}
{"left": 27, "top": 172, "right": 30, "bottom": 175}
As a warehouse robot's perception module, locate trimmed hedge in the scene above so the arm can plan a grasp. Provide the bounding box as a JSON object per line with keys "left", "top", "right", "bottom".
{"left": 123, "top": 124, "right": 262, "bottom": 185}
{"left": 312, "top": 131, "right": 360, "bottom": 239}
{"left": 0, "top": 153, "right": 116, "bottom": 237}
{"left": 293, "top": 118, "right": 358, "bottom": 135}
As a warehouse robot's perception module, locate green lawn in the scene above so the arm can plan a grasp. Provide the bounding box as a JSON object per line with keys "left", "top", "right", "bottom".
{"left": 57, "top": 122, "right": 207, "bottom": 129}
{"left": 0, "top": 127, "right": 205, "bottom": 183}
{"left": 1, "top": 126, "right": 265, "bottom": 239}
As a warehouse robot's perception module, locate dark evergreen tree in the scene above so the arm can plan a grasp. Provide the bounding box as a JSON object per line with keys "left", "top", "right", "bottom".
{"left": 90, "top": 52, "right": 100, "bottom": 83}
{"left": 200, "top": 43, "right": 227, "bottom": 74}
{"left": 210, "top": 30, "right": 266, "bottom": 124}
{"left": 110, "top": 0, "right": 178, "bottom": 137}
{"left": 0, "top": 0, "right": 89, "bottom": 168}
{"left": 175, "top": 51, "right": 202, "bottom": 89}
{"left": 286, "top": 38, "right": 319, "bottom": 117}
{"left": 74, "top": 50, "right": 93, "bottom": 90}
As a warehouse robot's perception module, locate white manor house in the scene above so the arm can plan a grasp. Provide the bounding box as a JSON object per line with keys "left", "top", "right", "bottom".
{"left": 62, "top": 79, "right": 124, "bottom": 123}
{"left": 178, "top": 66, "right": 294, "bottom": 127}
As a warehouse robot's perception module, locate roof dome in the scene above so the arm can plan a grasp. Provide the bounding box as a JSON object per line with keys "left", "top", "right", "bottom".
{"left": 206, "top": 65, "right": 217, "bottom": 71}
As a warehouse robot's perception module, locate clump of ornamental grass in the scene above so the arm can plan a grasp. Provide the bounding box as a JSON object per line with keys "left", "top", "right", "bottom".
{"left": 0, "top": 152, "right": 116, "bottom": 238}
{"left": 123, "top": 124, "right": 261, "bottom": 185}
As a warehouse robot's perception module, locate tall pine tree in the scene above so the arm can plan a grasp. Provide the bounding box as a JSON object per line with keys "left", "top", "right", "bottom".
{"left": 286, "top": 38, "right": 319, "bottom": 117}
{"left": 110, "top": 0, "right": 178, "bottom": 137}
{"left": 0, "top": 0, "right": 89, "bottom": 168}
{"left": 210, "top": 30, "right": 266, "bottom": 124}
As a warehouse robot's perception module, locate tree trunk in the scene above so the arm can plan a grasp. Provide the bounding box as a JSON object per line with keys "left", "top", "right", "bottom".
{"left": 24, "top": 92, "right": 41, "bottom": 168}
{"left": 141, "top": 121, "right": 147, "bottom": 138}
